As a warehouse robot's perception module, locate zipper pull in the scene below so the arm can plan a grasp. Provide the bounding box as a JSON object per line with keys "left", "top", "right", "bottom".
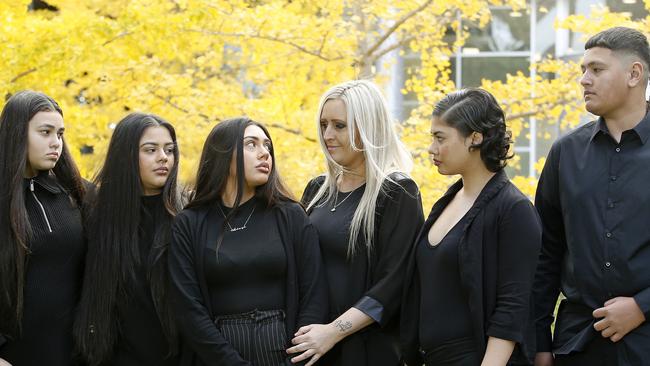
{"left": 30, "top": 179, "right": 35, "bottom": 192}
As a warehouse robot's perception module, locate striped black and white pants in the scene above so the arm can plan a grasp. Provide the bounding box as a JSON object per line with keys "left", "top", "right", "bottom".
{"left": 214, "top": 309, "right": 289, "bottom": 366}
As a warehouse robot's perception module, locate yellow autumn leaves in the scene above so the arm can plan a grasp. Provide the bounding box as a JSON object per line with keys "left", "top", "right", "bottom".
{"left": 2, "top": 0, "right": 647, "bottom": 207}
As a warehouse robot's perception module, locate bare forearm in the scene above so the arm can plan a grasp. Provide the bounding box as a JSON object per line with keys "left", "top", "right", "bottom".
{"left": 329, "top": 307, "right": 374, "bottom": 341}
{"left": 481, "top": 337, "right": 515, "bottom": 366}
{"left": 287, "top": 306, "right": 376, "bottom": 365}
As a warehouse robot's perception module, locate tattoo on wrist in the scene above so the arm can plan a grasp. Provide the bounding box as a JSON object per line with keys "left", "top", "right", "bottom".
{"left": 334, "top": 319, "right": 352, "bottom": 332}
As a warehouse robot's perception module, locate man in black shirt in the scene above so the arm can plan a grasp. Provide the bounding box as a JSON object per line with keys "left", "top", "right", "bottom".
{"left": 533, "top": 27, "right": 650, "bottom": 366}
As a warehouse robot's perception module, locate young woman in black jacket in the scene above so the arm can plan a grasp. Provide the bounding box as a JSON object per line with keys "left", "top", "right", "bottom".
{"left": 0, "top": 91, "right": 87, "bottom": 366}
{"left": 288, "top": 80, "right": 424, "bottom": 366}
{"left": 168, "top": 117, "right": 327, "bottom": 366}
{"left": 74, "top": 113, "right": 181, "bottom": 365}
{"left": 400, "top": 88, "right": 542, "bottom": 366}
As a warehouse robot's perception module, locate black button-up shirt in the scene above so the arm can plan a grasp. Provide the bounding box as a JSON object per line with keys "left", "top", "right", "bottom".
{"left": 533, "top": 111, "right": 650, "bottom": 365}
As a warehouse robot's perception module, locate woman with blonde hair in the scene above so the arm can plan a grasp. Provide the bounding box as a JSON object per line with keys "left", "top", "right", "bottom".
{"left": 287, "top": 79, "right": 424, "bottom": 366}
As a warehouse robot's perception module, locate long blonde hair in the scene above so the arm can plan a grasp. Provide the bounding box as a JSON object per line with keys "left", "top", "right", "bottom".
{"left": 307, "top": 79, "right": 413, "bottom": 257}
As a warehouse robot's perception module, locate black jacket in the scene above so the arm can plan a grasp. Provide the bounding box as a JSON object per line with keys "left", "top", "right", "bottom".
{"left": 168, "top": 200, "right": 328, "bottom": 366}
{"left": 302, "top": 173, "right": 424, "bottom": 366}
{"left": 0, "top": 171, "right": 86, "bottom": 366}
{"left": 401, "top": 170, "right": 541, "bottom": 365}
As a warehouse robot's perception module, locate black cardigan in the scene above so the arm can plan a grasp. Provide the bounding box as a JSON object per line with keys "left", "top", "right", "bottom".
{"left": 168, "top": 199, "right": 328, "bottom": 366}
{"left": 400, "top": 170, "right": 541, "bottom": 365}
{"left": 302, "top": 172, "right": 424, "bottom": 365}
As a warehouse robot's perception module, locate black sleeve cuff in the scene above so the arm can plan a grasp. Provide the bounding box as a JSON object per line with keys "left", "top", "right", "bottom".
{"left": 354, "top": 296, "right": 384, "bottom": 324}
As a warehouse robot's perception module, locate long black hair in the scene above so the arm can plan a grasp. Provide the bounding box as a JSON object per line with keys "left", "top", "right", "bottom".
{"left": 186, "top": 117, "right": 294, "bottom": 250}
{"left": 0, "top": 90, "right": 85, "bottom": 338}
{"left": 74, "top": 113, "right": 181, "bottom": 364}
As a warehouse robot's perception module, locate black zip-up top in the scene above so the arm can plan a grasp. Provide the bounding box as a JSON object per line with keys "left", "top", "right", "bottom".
{"left": 0, "top": 170, "right": 85, "bottom": 366}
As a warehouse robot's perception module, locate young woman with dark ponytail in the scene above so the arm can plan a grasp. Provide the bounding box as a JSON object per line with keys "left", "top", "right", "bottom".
{"left": 401, "top": 88, "right": 541, "bottom": 366}
{"left": 74, "top": 113, "right": 181, "bottom": 365}
{"left": 0, "top": 91, "right": 86, "bottom": 366}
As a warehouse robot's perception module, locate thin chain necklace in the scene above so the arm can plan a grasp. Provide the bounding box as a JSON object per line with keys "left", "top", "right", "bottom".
{"left": 217, "top": 203, "right": 256, "bottom": 232}
{"left": 330, "top": 189, "right": 355, "bottom": 212}
{"left": 330, "top": 172, "right": 365, "bottom": 212}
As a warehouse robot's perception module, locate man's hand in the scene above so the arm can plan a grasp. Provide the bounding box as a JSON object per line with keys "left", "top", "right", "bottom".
{"left": 534, "top": 352, "right": 554, "bottom": 366}
{"left": 593, "top": 296, "right": 646, "bottom": 342}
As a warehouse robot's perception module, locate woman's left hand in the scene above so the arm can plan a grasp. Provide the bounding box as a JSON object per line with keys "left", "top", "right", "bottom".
{"left": 286, "top": 323, "right": 341, "bottom": 366}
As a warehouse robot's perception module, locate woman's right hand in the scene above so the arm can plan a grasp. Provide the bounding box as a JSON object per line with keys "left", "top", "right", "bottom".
{"left": 0, "top": 358, "right": 12, "bottom": 366}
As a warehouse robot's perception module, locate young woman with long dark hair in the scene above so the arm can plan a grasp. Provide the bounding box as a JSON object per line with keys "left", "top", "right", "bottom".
{"left": 0, "top": 91, "right": 86, "bottom": 366}
{"left": 169, "top": 117, "right": 327, "bottom": 366}
{"left": 287, "top": 80, "right": 424, "bottom": 366}
{"left": 400, "top": 88, "right": 541, "bottom": 366}
{"left": 74, "top": 113, "right": 181, "bottom": 366}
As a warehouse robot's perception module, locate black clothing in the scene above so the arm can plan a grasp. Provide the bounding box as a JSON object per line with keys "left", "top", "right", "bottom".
{"left": 111, "top": 194, "right": 178, "bottom": 366}
{"left": 401, "top": 170, "right": 542, "bottom": 366}
{"left": 214, "top": 309, "right": 287, "bottom": 366}
{"left": 0, "top": 171, "right": 85, "bottom": 366}
{"left": 308, "top": 185, "right": 365, "bottom": 319}
{"left": 417, "top": 214, "right": 474, "bottom": 350}
{"left": 554, "top": 336, "right": 618, "bottom": 366}
{"left": 422, "top": 337, "right": 481, "bottom": 366}
{"left": 169, "top": 198, "right": 327, "bottom": 366}
{"left": 533, "top": 112, "right": 650, "bottom": 365}
{"left": 205, "top": 199, "right": 286, "bottom": 315}
{"left": 302, "top": 173, "right": 424, "bottom": 366}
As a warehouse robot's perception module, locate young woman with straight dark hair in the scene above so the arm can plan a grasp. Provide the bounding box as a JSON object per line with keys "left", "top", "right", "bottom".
{"left": 169, "top": 117, "right": 327, "bottom": 366}
{"left": 0, "top": 90, "right": 86, "bottom": 366}
{"left": 74, "top": 112, "right": 181, "bottom": 366}
{"left": 401, "top": 88, "right": 541, "bottom": 366}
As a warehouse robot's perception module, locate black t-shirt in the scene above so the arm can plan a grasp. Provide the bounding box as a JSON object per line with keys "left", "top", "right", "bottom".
{"left": 308, "top": 186, "right": 365, "bottom": 317}
{"left": 416, "top": 213, "right": 475, "bottom": 351}
{"left": 205, "top": 197, "right": 286, "bottom": 315}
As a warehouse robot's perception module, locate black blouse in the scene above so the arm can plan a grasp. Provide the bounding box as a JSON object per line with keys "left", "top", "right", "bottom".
{"left": 308, "top": 186, "right": 365, "bottom": 318}
{"left": 169, "top": 198, "right": 327, "bottom": 366}
{"left": 302, "top": 173, "right": 424, "bottom": 366}
{"left": 111, "top": 194, "right": 178, "bottom": 366}
{"left": 417, "top": 214, "right": 474, "bottom": 351}
{"left": 0, "top": 171, "right": 85, "bottom": 366}
{"left": 205, "top": 198, "right": 287, "bottom": 315}
{"left": 401, "top": 170, "right": 542, "bottom": 366}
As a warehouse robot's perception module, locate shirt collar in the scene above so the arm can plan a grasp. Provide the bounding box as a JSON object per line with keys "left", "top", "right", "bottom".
{"left": 589, "top": 109, "right": 650, "bottom": 145}
{"left": 589, "top": 117, "right": 609, "bottom": 143}
{"left": 634, "top": 109, "right": 650, "bottom": 145}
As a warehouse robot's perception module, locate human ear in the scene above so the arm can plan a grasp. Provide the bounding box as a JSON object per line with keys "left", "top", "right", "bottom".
{"left": 628, "top": 61, "right": 644, "bottom": 88}
{"left": 470, "top": 132, "right": 483, "bottom": 145}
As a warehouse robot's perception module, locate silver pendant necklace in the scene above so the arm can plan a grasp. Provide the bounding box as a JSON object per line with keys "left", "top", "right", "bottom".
{"left": 331, "top": 172, "right": 365, "bottom": 212}
{"left": 330, "top": 190, "right": 355, "bottom": 212}
{"left": 218, "top": 204, "right": 256, "bottom": 232}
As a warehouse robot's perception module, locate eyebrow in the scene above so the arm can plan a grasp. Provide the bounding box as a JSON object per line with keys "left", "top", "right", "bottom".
{"left": 320, "top": 118, "right": 346, "bottom": 123}
{"left": 38, "top": 124, "right": 64, "bottom": 131}
{"left": 581, "top": 61, "right": 606, "bottom": 68}
{"left": 244, "top": 136, "right": 271, "bottom": 143}
{"left": 140, "top": 142, "right": 175, "bottom": 147}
